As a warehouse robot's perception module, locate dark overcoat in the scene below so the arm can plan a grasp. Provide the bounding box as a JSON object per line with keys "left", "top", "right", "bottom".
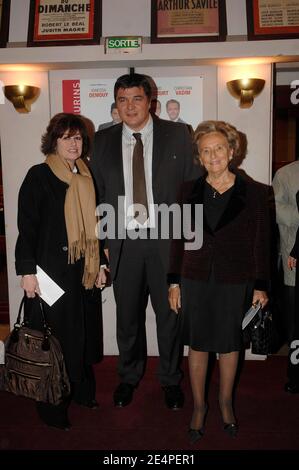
{"left": 15, "top": 163, "right": 102, "bottom": 382}
{"left": 169, "top": 174, "right": 271, "bottom": 288}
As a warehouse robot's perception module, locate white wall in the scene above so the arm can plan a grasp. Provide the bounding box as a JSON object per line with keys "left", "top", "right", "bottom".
{"left": 0, "top": 71, "right": 50, "bottom": 328}
{"left": 218, "top": 64, "right": 273, "bottom": 184}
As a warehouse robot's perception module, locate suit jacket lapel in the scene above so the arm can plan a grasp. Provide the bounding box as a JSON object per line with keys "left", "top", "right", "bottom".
{"left": 111, "top": 124, "right": 125, "bottom": 195}
{"left": 152, "top": 118, "right": 168, "bottom": 186}
{"left": 215, "top": 174, "right": 246, "bottom": 231}
{"left": 187, "top": 176, "right": 213, "bottom": 235}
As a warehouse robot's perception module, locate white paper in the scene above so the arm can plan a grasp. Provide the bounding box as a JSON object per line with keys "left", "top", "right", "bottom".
{"left": 36, "top": 265, "right": 65, "bottom": 307}
{"left": 242, "top": 303, "right": 261, "bottom": 330}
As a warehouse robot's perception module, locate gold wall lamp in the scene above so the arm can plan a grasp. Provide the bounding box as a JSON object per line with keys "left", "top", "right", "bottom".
{"left": 3, "top": 85, "right": 40, "bottom": 113}
{"left": 226, "top": 78, "right": 265, "bottom": 109}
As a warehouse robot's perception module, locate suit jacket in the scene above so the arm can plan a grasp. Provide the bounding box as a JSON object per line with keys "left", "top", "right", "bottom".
{"left": 91, "top": 117, "right": 200, "bottom": 279}
{"left": 272, "top": 161, "right": 299, "bottom": 286}
{"left": 168, "top": 174, "right": 270, "bottom": 288}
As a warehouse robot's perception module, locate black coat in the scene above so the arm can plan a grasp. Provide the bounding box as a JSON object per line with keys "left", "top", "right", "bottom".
{"left": 91, "top": 117, "right": 201, "bottom": 279}
{"left": 15, "top": 163, "right": 102, "bottom": 382}
{"left": 169, "top": 174, "right": 271, "bottom": 288}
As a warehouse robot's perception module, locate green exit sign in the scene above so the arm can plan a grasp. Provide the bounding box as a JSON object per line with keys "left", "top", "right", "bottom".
{"left": 105, "top": 37, "right": 142, "bottom": 55}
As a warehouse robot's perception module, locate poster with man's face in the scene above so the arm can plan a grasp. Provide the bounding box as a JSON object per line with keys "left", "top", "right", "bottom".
{"left": 149, "top": 76, "right": 203, "bottom": 129}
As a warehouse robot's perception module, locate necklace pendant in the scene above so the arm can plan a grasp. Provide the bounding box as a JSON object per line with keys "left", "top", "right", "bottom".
{"left": 213, "top": 191, "right": 217, "bottom": 198}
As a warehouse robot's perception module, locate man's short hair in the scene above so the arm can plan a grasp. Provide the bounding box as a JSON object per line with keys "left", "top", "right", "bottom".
{"left": 114, "top": 73, "right": 152, "bottom": 101}
{"left": 166, "top": 99, "right": 180, "bottom": 109}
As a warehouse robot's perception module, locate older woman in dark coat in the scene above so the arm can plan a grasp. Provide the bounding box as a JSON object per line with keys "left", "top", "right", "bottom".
{"left": 15, "top": 113, "right": 105, "bottom": 430}
{"left": 168, "top": 120, "right": 270, "bottom": 443}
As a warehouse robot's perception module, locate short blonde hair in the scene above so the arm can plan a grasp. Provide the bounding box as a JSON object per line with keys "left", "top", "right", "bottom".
{"left": 194, "top": 120, "right": 241, "bottom": 159}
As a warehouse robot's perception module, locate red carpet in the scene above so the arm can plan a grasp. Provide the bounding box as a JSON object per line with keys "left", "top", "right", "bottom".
{"left": 0, "top": 356, "right": 298, "bottom": 452}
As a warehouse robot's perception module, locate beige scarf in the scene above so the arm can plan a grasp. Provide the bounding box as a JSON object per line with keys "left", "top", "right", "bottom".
{"left": 46, "top": 154, "right": 99, "bottom": 289}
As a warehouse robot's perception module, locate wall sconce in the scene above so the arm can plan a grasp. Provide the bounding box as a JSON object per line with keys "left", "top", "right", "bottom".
{"left": 226, "top": 78, "right": 265, "bottom": 109}
{"left": 3, "top": 85, "right": 40, "bottom": 113}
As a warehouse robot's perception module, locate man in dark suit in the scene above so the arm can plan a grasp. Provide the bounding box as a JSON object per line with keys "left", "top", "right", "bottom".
{"left": 91, "top": 73, "right": 199, "bottom": 409}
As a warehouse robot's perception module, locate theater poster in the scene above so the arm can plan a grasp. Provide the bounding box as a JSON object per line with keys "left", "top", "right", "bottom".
{"left": 62, "top": 78, "right": 116, "bottom": 130}
{"left": 61, "top": 75, "right": 203, "bottom": 131}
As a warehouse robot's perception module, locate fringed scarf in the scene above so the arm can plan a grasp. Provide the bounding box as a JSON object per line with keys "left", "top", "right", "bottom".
{"left": 45, "top": 154, "right": 99, "bottom": 289}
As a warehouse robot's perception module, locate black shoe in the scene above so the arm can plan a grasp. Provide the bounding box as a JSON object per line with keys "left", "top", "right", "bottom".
{"left": 188, "top": 403, "right": 208, "bottom": 444}
{"left": 46, "top": 420, "right": 71, "bottom": 431}
{"left": 113, "top": 383, "right": 135, "bottom": 407}
{"left": 284, "top": 382, "right": 299, "bottom": 394}
{"left": 223, "top": 422, "right": 238, "bottom": 438}
{"left": 188, "top": 427, "right": 204, "bottom": 445}
{"left": 75, "top": 399, "right": 99, "bottom": 410}
{"left": 162, "top": 385, "right": 184, "bottom": 410}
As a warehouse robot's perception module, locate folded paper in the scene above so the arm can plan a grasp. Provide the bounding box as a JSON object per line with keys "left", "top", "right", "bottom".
{"left": 36, "top": 265, "right": 65, "bottom": 306}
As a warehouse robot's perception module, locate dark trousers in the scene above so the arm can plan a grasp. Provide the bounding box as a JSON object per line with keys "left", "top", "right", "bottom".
{"left": 36, "top": 364, "right": 96, "bottom": 426}
{"left": 113, "top": 236, "right": 182, "bottom": 387}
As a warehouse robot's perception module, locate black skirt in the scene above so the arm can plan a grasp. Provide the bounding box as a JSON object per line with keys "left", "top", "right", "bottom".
{"left": 181, "top": 275, "right": 254, "bottom": 353}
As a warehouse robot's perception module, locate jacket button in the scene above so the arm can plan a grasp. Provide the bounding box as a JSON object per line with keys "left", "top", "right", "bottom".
{"left": 62, "top": 246, "right": 68, "bottom": 251}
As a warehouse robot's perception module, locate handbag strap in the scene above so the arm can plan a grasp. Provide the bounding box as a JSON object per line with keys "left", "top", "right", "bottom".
{"left": 13, "top": 295, "right": 52, "bottom": 350}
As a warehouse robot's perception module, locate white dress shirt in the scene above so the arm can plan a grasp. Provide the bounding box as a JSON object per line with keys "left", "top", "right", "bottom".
{"left": 122, "top": 116, "right": 155, "bottom": 229}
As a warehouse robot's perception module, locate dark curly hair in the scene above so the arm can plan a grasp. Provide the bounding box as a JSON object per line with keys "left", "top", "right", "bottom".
{"left": 41, "top": 113, "right": 90, "bottom": 158}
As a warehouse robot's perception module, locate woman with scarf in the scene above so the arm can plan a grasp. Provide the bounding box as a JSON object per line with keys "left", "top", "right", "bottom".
{"left": 15, "top": 113, "right": 105, "bottom": 430}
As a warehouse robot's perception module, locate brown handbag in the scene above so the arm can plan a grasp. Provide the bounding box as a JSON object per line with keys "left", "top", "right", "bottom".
{"left": 0, "top": 296, "right": 70, "bottom": 405}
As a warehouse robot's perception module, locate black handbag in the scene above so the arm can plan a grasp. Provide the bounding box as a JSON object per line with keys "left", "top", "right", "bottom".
{"left": 250, "top": 309, "right": 274, "bottom": 355}
{"left": 0, "top": 296, "right": 70, "bottom": 404}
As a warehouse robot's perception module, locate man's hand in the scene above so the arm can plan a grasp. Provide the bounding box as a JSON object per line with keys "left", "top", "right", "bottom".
{"left": 168, "top": 285, "right": 181, "bottom": 314}
{"left": 95, "top": 267, "right": 108, "bottom": 289}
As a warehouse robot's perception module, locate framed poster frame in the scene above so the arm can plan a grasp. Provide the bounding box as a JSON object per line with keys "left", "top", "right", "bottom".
{"left": 246, "top": 0, "right": 299, "bottom": 40}
{"left": 0, "top": 0, "right": 10, "bottom": 48}
{"left": 151, "top": 0, "right": 227, "bottom": 43}
{"left": 27, "top": 0, "right": 101, "bottom": 47}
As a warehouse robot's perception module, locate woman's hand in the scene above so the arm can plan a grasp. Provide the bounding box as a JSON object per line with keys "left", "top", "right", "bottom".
{"left": 288, "top": 256, "right": 297, "bottom": 270}
{"left": 168, "top": 285, "right": 181, "bottom": 314}
{"left": 95, "top": 267, "right": 108, "bottom": 289}
{"left": 21, "top": 274, "right": 41, "bottom": 298}
{"left": 252, "top": 289, "right": 268, "bottom": 309}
